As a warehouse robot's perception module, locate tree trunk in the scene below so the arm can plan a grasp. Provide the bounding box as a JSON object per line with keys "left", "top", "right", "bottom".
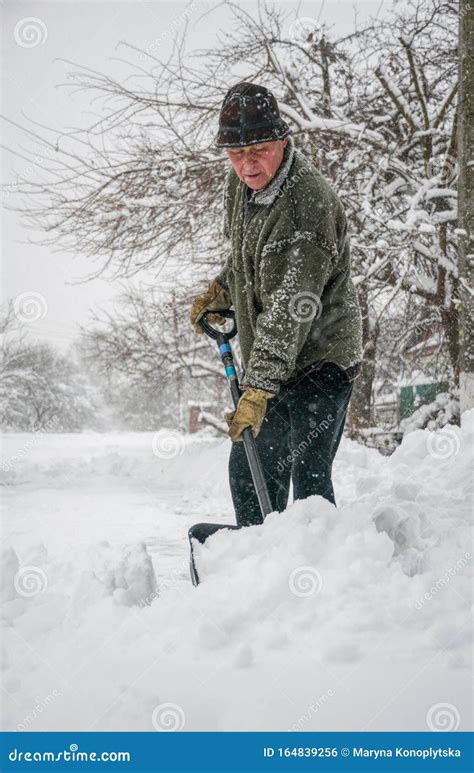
{"left": 458, "top": 0, "right": 474, "bottom": 416}
{"left": 171, "top": 292, "right": 185, "bottom": 432}
{"left": 347, "top": 284, "right": 374, "bottom": 429}
{"left": 438, "top": 224, "right": 460, "bottom": 383}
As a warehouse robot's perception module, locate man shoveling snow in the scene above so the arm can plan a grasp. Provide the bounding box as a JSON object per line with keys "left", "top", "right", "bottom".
{"left": 190, "top": 82, "right": 363, "bottom": 526}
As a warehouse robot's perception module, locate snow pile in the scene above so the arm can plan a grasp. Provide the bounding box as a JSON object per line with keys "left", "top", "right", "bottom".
{"left": 1, "top": 415, "right": 472, "bottom": 731}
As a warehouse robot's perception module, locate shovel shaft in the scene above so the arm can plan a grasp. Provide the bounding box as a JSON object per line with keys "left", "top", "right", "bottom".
{"left": 188, "top": 310, "right": 273, "bottom": 586}
{"left": 217, "top": 333, "right": 273, "bottom": 519}
{"left": 217, "top": 339, "right": 241, "bottom": 408}
{"left": 241, "top": 427, "right": 274, "bottom": 518}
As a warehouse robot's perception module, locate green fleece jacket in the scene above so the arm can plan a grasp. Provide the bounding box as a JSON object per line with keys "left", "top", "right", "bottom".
{"left": 215, "top": 137, "right": 363, "bottom": 394}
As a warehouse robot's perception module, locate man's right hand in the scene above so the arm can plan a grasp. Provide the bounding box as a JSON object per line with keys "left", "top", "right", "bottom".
{"left": 189, "top": 279, "right": 232, "bottom": 334}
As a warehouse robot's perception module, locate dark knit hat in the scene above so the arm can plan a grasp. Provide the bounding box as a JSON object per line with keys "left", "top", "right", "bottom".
{"left": 215, "top": 82, "right": 292, "bottom": 147}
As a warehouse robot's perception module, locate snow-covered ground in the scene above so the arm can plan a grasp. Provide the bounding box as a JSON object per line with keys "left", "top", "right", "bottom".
{"left": 1, "top": 417, "right": 472, "bottom": 732}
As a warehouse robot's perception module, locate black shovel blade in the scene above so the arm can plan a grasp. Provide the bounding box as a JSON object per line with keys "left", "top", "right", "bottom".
{"left": 188, "top": 522, "right": 241, "bottom": 586}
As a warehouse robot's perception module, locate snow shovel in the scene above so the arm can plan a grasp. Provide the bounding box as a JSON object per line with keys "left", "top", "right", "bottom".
{"left": 188, "top": 309, "right": 274, "bottom": 586}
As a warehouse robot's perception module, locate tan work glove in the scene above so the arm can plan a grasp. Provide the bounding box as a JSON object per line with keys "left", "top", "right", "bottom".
{"left": 228, "top": 387, "right": 275, "bottom": 442}
{"left": 224, "top": 409, "right": 235, "bottom": 427}
{"left": 190, "top": 279, "right": 232, "bottom": 334}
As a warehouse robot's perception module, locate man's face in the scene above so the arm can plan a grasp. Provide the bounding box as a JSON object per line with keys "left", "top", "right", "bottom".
{"left": 226, "top": 138, "right": 288, "bottom": 191}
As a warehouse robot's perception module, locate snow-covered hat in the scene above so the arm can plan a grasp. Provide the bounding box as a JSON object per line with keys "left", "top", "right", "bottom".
{"left": 215, "top": 82, "right": 292, "bottom": 147}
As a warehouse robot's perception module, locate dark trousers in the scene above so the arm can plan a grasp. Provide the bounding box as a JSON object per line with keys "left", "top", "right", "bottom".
{"left": 228, "top": 362, "right": 354, "bottom": 527}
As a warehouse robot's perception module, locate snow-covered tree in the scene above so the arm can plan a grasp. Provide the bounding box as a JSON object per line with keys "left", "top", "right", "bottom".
{"left": 78, "top": 284, "right": 232, "bottom": 430}
{"left": 358, "top": 0, "right": 460, "bottom": 388}
{"left": 3, "top": 0, "right": 463, "bottom": 430}
{"left": 0, "top": 305, "right": 99, "bottom": 431}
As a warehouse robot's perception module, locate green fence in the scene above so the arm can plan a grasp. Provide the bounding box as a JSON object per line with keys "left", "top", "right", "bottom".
{"left": 399, "top": 382, "right": 449, "bottom": 420}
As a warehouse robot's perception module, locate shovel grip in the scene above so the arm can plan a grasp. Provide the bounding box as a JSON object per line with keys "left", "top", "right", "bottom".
{"left": 199, "top": 309, "right": 237, "bottom": 341}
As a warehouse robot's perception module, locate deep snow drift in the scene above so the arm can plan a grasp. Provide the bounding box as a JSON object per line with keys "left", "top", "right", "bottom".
{"left": 1, "top": 416, "right": 472, "bottom": 732}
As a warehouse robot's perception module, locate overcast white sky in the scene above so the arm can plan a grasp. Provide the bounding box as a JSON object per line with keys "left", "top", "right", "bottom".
{"left": 1, "top": 0, "right": 389, "bottom": 351}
